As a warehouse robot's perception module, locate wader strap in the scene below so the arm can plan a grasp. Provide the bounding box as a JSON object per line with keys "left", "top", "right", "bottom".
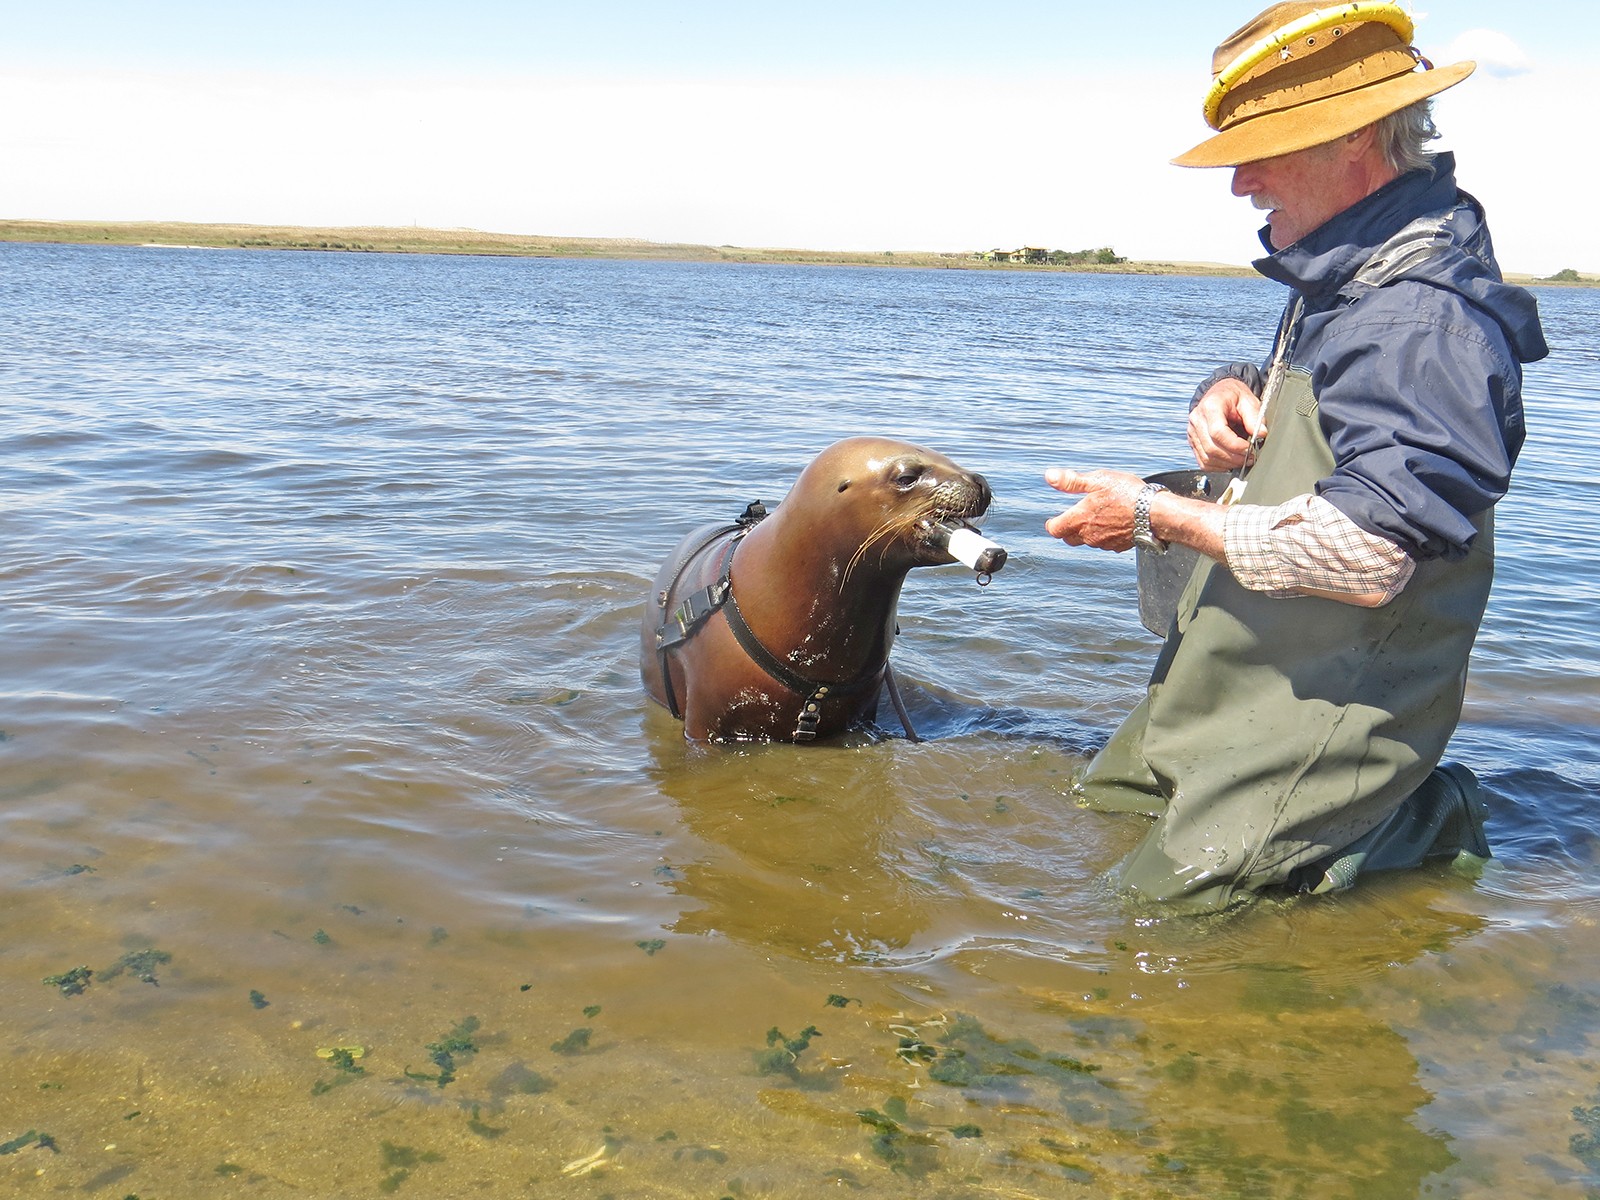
{"left": 1233, "top": 293, "right": 1305, "bottom": 490}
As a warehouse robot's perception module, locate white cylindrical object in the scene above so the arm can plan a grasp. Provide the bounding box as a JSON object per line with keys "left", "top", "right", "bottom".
{"left": 939, "top": 524, "right": 1007, "bottom": 574}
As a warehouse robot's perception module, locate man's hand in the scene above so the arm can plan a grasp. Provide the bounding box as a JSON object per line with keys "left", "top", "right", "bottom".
{"left": 1188, "top": 376, "right": 1266, "bottom": 470}
{"left": 1043, "top": 468, "right": 1147, "bottom": 550}
{"left": 1044, "top": 467, "right": 1230, "bottom": 562}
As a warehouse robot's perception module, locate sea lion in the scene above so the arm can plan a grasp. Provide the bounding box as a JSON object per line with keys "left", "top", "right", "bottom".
{"left": 639, "top": 436, "right": 1003, "bottom": 743}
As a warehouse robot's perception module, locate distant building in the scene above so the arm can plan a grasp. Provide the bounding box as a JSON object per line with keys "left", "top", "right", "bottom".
{"left": 977, "top": 246, "right": 1054, "bottom": 264}
{"left": 975, "top": 245, "right": 1127, "bottom": 266}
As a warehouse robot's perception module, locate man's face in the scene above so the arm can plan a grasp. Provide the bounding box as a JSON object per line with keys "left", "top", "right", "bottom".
{"left": 1231, "top": 138, "right": 1359, "bottom": 250}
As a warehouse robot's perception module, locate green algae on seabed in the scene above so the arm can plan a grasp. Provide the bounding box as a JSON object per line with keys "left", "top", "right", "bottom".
{"left": 854, "top": 1104, "right": 941, "bottom": 1176}
{"left": 466, "top": 1104, "right": 507, "bottom": 1140}
{"left": 1, "top": 1129, "right": 57, "bottom": 1155}
{"left": 378, "top": 1140, "right": 443, "bottom": 1193}
{"left": 1570, "top": 1099, "right": 1600, "bottom": 1171}
{"left": 41, "top": 965, "right": 93, "bottom": 996}
{"left": 405, "top": 1016, "right": 480, "bottom": 1087}
{"left": 321, "top": 1047, "right": 366, "bottom": 1073}
{"left": 550, "top": 1027, "right": 593, "bottom": 1056}
{"left": 925, "top": 1012, "right": 1102, "bottom": 1088}
{"left": 755, "top": 1025, "right": 822, "bottom": 1081}
{"left": 104, "top": 948, "right": 172, "bottom": 985}
{"left": 311, "top": 1046, "right": 368, "bottom": 1096}
{"left": 42, "top": 949, "right": 171, "bottom": 999}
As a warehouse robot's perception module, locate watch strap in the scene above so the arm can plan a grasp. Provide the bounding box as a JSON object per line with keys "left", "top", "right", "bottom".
{"left": 1134, "top": 482, "right": 1169, "bottom": 553}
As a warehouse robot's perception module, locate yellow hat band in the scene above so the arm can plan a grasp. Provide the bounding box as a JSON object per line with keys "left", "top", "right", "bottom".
{"left": 1202, "top": 2, "right": 1415, "bottom": 128}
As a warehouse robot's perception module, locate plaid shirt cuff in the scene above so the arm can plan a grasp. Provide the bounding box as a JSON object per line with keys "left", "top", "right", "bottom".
{"left": 1224, "top": 494, "right": 1415, "bottom": 602}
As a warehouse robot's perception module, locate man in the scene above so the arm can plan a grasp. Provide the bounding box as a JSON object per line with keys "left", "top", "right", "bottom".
{"left": 1043, "top": 2, "right": 1548, "bottom": 912}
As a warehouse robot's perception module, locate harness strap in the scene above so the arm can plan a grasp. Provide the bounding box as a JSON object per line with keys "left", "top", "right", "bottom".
{"left": 657, "top": 539, "right": 737, "bottom": 654}
{"left": 720, "top": 584, "right": 885, "bottom": 742}
{"left": 651, "top": 500, "right": 891, "bottom": 740}
{"left": 652, "top": 502, "right": 771, "bottom": 720}
{"left": 654, "top": 538, "right": 738, "bottom": 719}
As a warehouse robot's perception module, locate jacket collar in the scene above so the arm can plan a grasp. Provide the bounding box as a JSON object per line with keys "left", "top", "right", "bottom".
{"left": 1253, "top": 152, "right": 1461, "bottom": 309}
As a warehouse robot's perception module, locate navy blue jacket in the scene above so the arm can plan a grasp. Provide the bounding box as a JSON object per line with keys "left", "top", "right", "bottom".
{"left": 1201, "top": 153, "right": 1549, "bottom": 561}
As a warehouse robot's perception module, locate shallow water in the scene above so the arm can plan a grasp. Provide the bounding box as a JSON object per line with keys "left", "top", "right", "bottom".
{"left": 2, "top": 243, "right": 1599, "bottom": 1197}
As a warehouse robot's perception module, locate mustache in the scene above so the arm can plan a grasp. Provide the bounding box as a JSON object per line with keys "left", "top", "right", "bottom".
{"left": 1251, "top": 194, "right": 1281, "bottom": 212}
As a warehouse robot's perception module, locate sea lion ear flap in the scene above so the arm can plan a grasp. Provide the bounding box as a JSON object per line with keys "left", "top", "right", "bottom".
{"left": 837, "top": 479, "right": 851, "bottom": 493}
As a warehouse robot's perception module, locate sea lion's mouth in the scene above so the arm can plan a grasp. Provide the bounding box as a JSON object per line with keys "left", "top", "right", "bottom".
{"left": 919, "top": 517, "right": 1007, "bottom": 576}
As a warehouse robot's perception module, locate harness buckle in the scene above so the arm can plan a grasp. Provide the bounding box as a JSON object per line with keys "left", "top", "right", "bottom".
{"left": 792, "top": 687, "right": 831, "bottom": 741}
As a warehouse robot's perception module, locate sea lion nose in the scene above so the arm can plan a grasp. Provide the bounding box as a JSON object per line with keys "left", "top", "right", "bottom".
{"left": 972, "top": 472, "right": 993, "bottom": 512}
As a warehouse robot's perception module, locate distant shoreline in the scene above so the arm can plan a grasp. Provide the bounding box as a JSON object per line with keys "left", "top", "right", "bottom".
{"left": 0, "top": 218, "right": 1258, "bottom": 278}
{"left": 1, "top": 218, "right": 1588, "bottom": 285}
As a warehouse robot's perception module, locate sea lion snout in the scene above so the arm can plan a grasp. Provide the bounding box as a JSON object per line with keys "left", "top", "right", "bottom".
{"left": 927, "top": 468, "right": 992, "bottom": 524}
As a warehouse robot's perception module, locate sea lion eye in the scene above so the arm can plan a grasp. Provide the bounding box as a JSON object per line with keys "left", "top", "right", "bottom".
{"left": 891, "top": 463, "right": 923, "bottom": 489}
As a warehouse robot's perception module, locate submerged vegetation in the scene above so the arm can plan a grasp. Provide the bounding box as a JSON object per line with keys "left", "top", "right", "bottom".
{"left": 105, "top": 948, "right": 171, "bottom": 985}
{"left": 550, "top": 1027, "right": 593, "bottom": 1056}
{"left": 41, "top": 965, "right": 93, "bottom": 996}
{"left": 379, "top": 1141, "right": 443, "bottom": 1193}
{"left": 405, "top": 1016, "right": 481, "bottom": 1088}
{"left": 43, "top": 948, "right": 174, "bottom": 996}
{"left": 0, "top": 1129, "right": 57, "bottom": 1155}
{"left": 755, "top": 1025, "right": 822, "bottom": 1080}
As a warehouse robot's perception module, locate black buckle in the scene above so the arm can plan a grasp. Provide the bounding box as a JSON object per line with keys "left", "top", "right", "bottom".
{"left": 656, "top": 578, "right": 731, "bottom": 651}
{"left": 792, "top": 685, "right": 830, "bottom": 742}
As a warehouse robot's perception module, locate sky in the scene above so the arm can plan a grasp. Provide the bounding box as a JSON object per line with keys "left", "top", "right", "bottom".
{"left": 3, "top": 1, "right": 1594, "bottom": 273}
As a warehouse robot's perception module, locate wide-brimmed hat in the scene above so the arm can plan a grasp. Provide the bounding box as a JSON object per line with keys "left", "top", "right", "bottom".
{"left": 1173, "top": 2, "right": 1475, "bottom": 168}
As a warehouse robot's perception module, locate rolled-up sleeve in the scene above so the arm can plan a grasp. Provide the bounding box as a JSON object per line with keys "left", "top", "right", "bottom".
{"left": 1225, "top": 493, "right": 1415, "bottom": 603}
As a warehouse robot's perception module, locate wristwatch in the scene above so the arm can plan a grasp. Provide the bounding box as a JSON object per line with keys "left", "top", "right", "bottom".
{"left": 1133, "top": 482, "right": 1169, "bottom": 554}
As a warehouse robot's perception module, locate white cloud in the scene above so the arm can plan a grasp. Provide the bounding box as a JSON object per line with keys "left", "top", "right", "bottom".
{"left": 1440, "top": 29, "right": 1533, "bottom": 77}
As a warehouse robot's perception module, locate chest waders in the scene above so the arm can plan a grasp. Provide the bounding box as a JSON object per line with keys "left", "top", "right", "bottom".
{"left": 1076, "top": 301, "right": 1495, "bottom": 912}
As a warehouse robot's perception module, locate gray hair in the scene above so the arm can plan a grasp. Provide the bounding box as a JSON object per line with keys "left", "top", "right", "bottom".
{"left": 1374, "top": 99, "right": 1441, "bottom": 174}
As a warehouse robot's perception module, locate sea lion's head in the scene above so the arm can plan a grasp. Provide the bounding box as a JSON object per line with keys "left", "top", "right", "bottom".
{"left": 794, "top": 437, "right": 994, "bottom": 578}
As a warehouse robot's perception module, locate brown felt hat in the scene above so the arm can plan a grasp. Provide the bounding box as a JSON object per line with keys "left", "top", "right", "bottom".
{"left": 1173, "top": 2, "right": 1475, "bottom": 168}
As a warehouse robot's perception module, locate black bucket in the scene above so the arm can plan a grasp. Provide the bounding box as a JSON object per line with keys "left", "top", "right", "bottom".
{"left": 1135, "top": 469, "right": 1234, "bottom": 638}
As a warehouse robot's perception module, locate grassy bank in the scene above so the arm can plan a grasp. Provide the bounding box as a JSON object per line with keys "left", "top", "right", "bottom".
{"left": 0, "top": 218, "right": 1256, "bottom": 277}
{"left": 5, "top": 218, "right": 1588, "bottom": 284}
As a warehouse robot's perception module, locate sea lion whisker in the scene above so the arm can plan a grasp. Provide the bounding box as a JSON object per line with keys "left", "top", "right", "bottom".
{"left": 842, "top": 520, "right": 898, "bottom": 583}
{"left": 843, "top": 513, "right": 924, "bottom": 586}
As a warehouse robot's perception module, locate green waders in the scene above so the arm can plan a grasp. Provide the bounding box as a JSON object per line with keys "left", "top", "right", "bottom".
{"left": 1077, "top": 348, "right": 1496, "bottom": 912}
